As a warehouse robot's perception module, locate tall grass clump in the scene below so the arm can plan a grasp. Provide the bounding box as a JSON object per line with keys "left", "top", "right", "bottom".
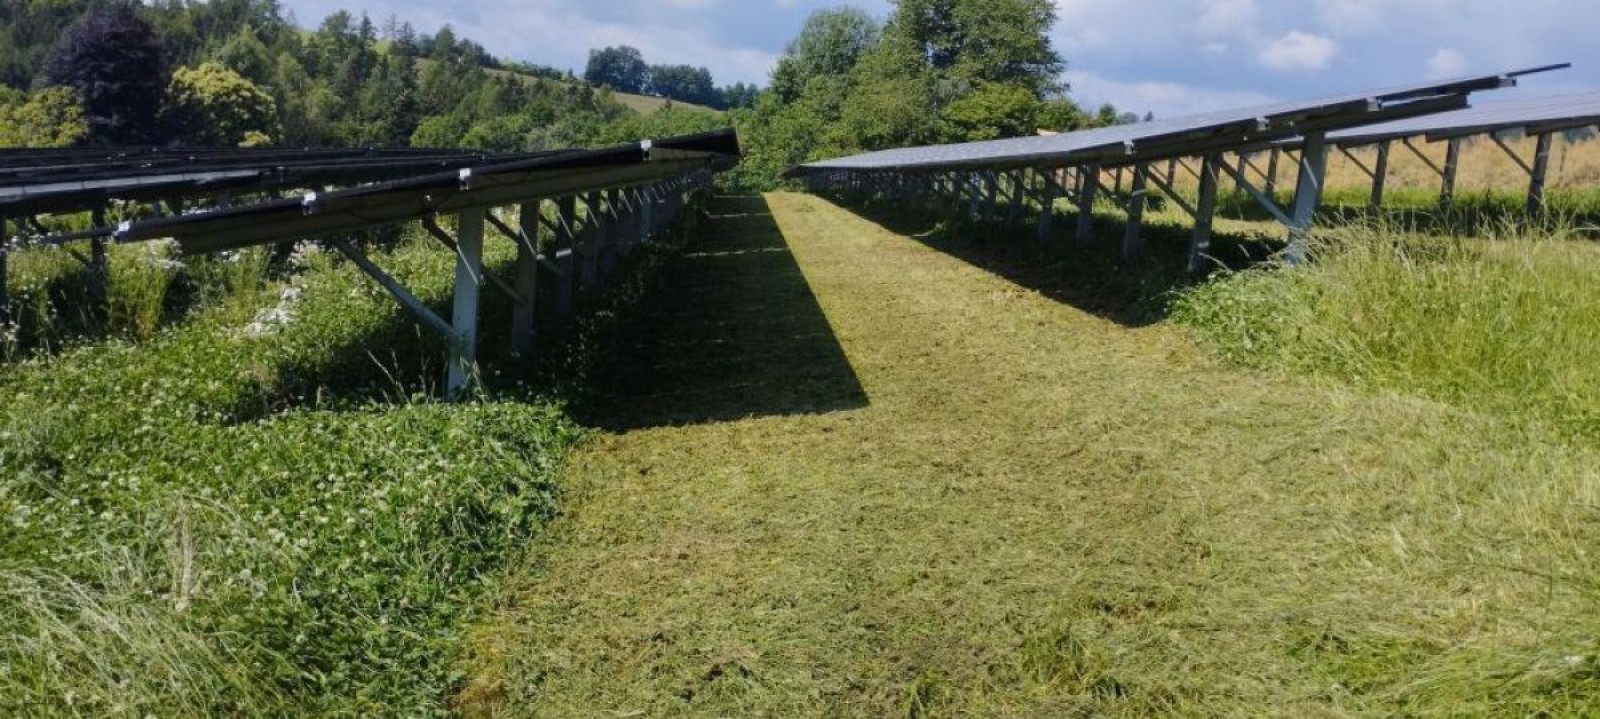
{"left": 106, "top": 240, "right": 183, "bottom": 340}
{"left": 1173, "top": 219, "right": 1600, "bottom": 439}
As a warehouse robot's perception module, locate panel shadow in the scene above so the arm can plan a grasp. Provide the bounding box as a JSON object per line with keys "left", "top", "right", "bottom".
{"left": 824, "top": 193, "right": 1276, "bottom": 328}
{"left": 573, "top": 194, "right": 869, "bottom": 431}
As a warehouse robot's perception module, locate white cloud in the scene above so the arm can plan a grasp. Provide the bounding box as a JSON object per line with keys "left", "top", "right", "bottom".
{"left": 1065, "top": 70, "right": 1279, "bottom": 119}
{"left": 1258, "top": 31, "right": 1339, "bottom": 71}
{"left": 1197, "top": 0, "right": 1259, "bottom": 37}
{"left": 1426, "top": 48, "right": 1468, "bottom": 78}
{"left": 1315, "top": 0, "right": 1384, "bottom": 32}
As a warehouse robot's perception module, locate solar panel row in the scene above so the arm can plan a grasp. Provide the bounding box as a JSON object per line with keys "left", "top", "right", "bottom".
{"left": 789, "top": 65, "right": 1565, "bottom": 176}
{"left": 793, "top": 64, "right": 1571, "bottom": 271}
{"left": 0, "top": 129, "right": 742, "bottom": 399}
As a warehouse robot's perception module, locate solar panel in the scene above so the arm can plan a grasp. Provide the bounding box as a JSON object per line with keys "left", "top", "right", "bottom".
{"left": 0, "top": 148, "right": 547, "bottom": 217}
{"left": 1325, "top": 91, "right": 1600, "bottom": 145}
{"left": 106, "top": 129, "right": 741, "bottom": 253}
{"left": 789, "top": 64, "right": 1568, "bottom": 176}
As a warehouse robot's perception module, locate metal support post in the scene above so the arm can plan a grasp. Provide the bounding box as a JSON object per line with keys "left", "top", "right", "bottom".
{"left": 1528, "top": 133, "right": 1553, "bottom": 216}
{"left": 1037, "top": 168, "right": 1057, "bottom": 242}
{"left": 553, "top": 196, "right": 577, "bottom": 319}
{"left": 0, "top": 216, "right": 10, "bottom": 332}
{"left": 1189, "top": 155, "right": 1221, "bottom": 273}
{"left": 512, "top": 201, "right": 542, "bottom": 357}
{"left": 1007, "top": 170, "right": 1023, "bottom": 227}
{"left": 1075, "top": 164, "right": 1100, "bottom": 244}
{"left": 89, "top": 205, "right": 109, "bottom": 320}
{"left": 1369, "top": 141, "right": 1391, "bottom": 214}
{"left": 640, "top": 185, "right": 655, "bottom": 243}
{"left": 1121, "top": 164, "right": 1149, "bottom": 264}
{"left": 983, "top": 172, "right": 998, "bottom": 223}
{"left": 1265, "top": 148, "right": 1281, "bottom": 197}
{"left": 1439, "top": 137, "right": 1462, "bottom": 209}
{"left": 600, "top": 189, "right": 621, "bottom": 279}
{"left": 1286, "top": 131, "right": 1329, "bottom": 265}
{"left": 446, "top": 208, "right": 485, "bottom": 400}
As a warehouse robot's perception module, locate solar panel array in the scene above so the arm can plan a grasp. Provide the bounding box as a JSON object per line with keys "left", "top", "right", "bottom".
{"left": 790, "top": 65, "right": 1567, "bottom": 176}
{"left": 0, "top": 130, "right": 742, "bottom": 398}
{"left": 0, "top": 147, "right": 546, "bottom": 217}
{"left": 1325, "top": 91, "right": 1600, "bottom": 145}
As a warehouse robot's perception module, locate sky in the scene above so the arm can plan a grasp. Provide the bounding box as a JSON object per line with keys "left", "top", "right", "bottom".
{"left": 278, "top": 0, "right": 1595, "bottom": 119}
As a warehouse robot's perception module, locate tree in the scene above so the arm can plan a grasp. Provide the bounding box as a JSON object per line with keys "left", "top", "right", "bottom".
{"left": 212, "top": 24, "right": 275, "bottom": 86}
{"left": 1095, "top": 103, "right": 1118, "bottom": 127}
{"left": 0, "top": 86, "right": 89, "bottom": 147}
{"left": 1036, "top": 96, "right": 1090, "bottom": 131}
{"left": 166, "top": 63, "right": 279, "bottom": 146}
{"left": 719, "top": 83, "right": 761, "bottom": 110}
{"left": 941, "top": 81, "right": 1040, "bottom": 141}
{"left": 889, "top": 0, "right": 1063, "bottom": 94}
{"left": 37, "top": 3, "right": 170, "bottom": 144}
{"left": 649, "top": 64, "right": 717, "bottom": 106}
{"left": 584, "top": 46, "right": 650, "bottom": 94}
{"left": 771, "top": 7, "right": 881, "bottom": 103}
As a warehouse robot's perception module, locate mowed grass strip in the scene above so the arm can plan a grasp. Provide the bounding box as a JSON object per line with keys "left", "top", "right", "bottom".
{"left": 460, "top": 192, "right": 1599, "bottom": 717}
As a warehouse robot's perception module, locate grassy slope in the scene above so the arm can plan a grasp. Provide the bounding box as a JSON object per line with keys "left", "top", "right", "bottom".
{"left": 459, "top": 193, "right": 1599, "bottom": 716}
{"left": 412, "top": 58, "right": 719, "bottom": 115}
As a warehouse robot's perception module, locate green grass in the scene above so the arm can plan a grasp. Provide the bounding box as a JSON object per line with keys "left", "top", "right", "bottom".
{"left": 1173, "top": 220, "right": 1600, "bottom": 440}
{"left": 458, "top": 193, "right": 1600, "bottom": 716}
{"left": 0, "top": 230, "right": 603, "bottom": 715}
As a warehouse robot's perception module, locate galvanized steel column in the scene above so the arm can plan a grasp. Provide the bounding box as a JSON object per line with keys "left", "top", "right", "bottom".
{"left": 1075, "top": 164, "right": 1100, "bottom": 244}
{"left": 511, "top": 200, "right": 542, "bottom": 358}
{"left": 1369, "top": 141, "right": 1391, "bottom": 215}
{"left": 447, "top": 208, "right": 485, "bottom": 400}
{"left": 1286, "top": 131, "right": 1329, "bottom": 266}
{"left": 553, "top": 195, "right": 577, "bottom": 320}
{"left": 1527, "top": 133, "right": 1553, "bottom": 216}
{"left": 1121, "top": 164, "right": 1149, "bottom": 264}
{"left": 1188, "top": 155, "right": 1221, "bottom": 274}
{"left": 1439, "top": 137, "right": 1462, "bottom": 209}
{"left": 1037, "top": 167, "right": 1057, "bottom": 242}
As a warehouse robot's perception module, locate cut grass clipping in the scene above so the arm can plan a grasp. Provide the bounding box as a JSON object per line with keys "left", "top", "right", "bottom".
{"left": 460, "top": 193, "right": 1600, "bottom": 716}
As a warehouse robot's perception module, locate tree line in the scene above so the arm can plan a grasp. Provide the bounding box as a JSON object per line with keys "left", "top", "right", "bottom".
{"left": 0, "top": 0, "right": 1132, "bottom": 191}
{"left": 0, "top": 0, "right": 725, "bottom": 151}
{"left": 584, "top": 45, "right": 758, "bottom": 111}
{"left": 727, "top": 0, "right": 1132, "bottom": 189}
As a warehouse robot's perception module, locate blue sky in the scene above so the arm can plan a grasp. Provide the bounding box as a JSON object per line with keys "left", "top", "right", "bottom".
{"left": 279, "top": 0, "right": 1595, "bottom": 118}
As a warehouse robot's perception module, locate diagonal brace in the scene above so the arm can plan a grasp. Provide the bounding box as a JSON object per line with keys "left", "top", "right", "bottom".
{"left": 1490, "top": 135, "right": 1536, "bottom": 176}
{"left": 333, "top": 239, "right": 463, "bottom": 352}
{"left": 424, "top": 215, "right": 527, "bottom": 305}
{"left": 1218, "top": 160, "right": 1293, "bottom": 227}
{"left": 1145, "top": 170, "right": 1199, "bottom": 220}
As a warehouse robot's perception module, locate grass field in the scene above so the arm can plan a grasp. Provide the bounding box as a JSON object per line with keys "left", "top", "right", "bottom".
{"left": 457, "top": 193, "right": 1600, "bottom": 716}
{"left": 0, "top": 209, "right": 707, "bottom": 714}
{"left": 413, "top": 58, "right": 719, "bottom": 116}
{"left": 4, "top": 177, "right": 1596, "bottom": 714}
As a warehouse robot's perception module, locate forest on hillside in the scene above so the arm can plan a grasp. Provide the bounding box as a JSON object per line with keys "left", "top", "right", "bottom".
{"left": 0, "top": 0, "right": 1122, "bottom": 190}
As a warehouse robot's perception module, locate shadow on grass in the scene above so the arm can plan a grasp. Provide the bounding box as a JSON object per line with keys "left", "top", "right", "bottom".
{"left": 823, "top": 192, "right": 1278, "bottom": 328}
{"left": 213, "top": 194, "right": 867, "bottom": 431}
{"left": 571, "top": 194, "right": 869, "bottom": 431}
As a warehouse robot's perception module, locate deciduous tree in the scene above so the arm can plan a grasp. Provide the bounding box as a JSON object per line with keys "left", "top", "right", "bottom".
{"left": 37, "top": 3, "right": 169, "bottom": 144}
{"left": 584, "top": 46, "right": 650, "bottom": 94}
{"left": 166, "top": 62, "right": 279, "bottom": 146}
